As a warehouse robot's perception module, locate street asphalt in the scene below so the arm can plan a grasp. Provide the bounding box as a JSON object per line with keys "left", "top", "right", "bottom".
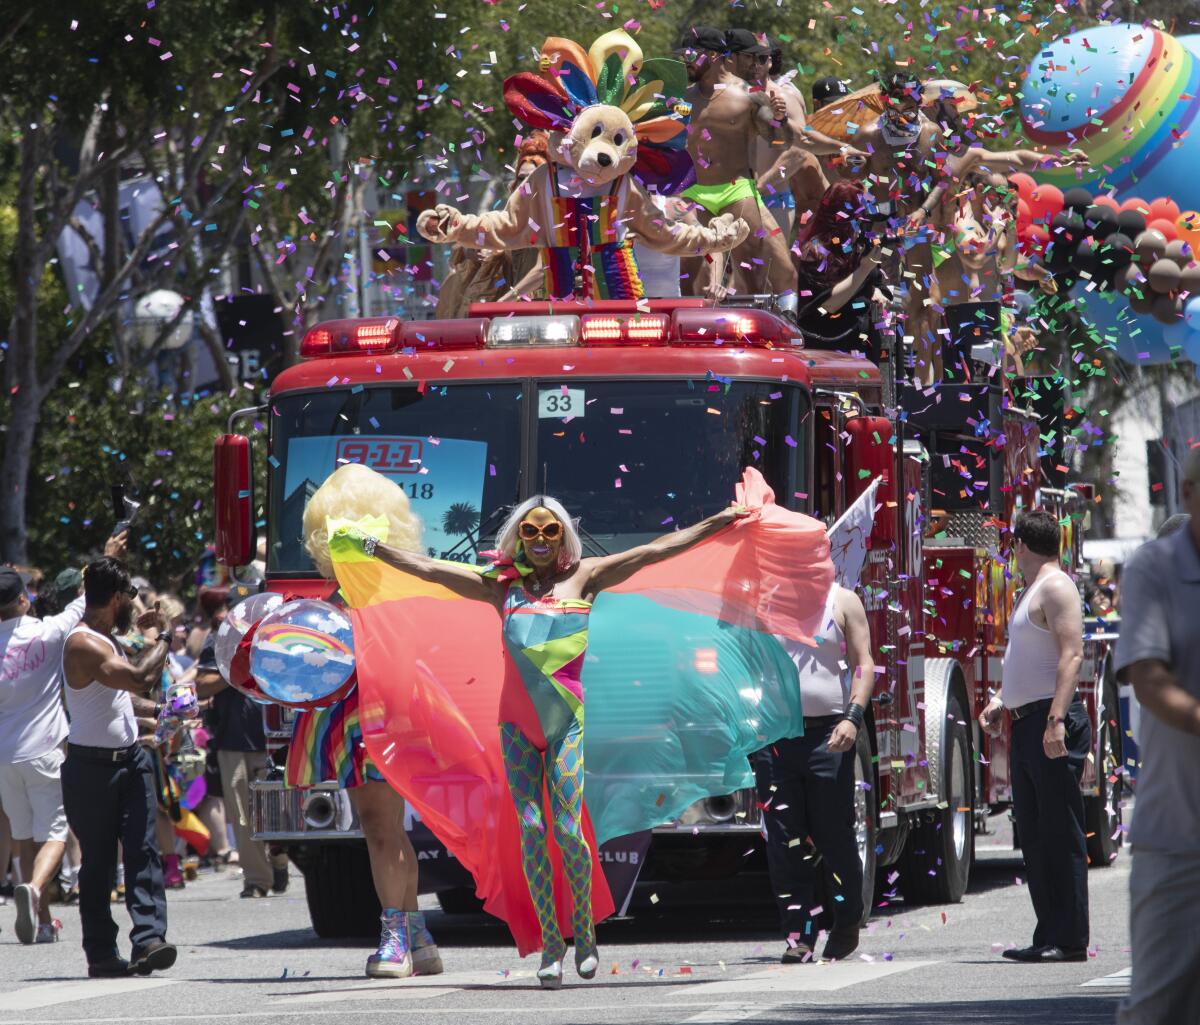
{"left": 0, "top": 812, "right": 1129, "bottom": 1025}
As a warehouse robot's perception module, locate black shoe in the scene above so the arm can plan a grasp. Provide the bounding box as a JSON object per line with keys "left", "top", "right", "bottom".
{"left": 130, "top": 940, "right": 177, "bottom": 975}
{"left": 781, "top": 943, "right": 814, "bottom": 964}
{"left": 272, "top": 866, "right": 289, "bottom": 894}
{"left": 821, "top": 926, "right": 861, "bottom": 961}
{"left": 1002, "top": 945, "right": 1045, "bottom": 962}
{"left": 88, "top": 956, "right": 131, "bottom": 978}
{"left": 240, "top": 884, "right": 269, "bottom": 899}
{"left": 1028, "top": 945, "right": 1088, "bottom": 963}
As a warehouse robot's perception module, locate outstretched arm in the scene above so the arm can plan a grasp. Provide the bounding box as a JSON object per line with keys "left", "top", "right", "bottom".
{"left": 367, "top": 539, "right": 502, "bottom": 606}
{"left": 417, "top": 165, "right": 545, "bottom": 251}
{"left": 950, "top": 146, "right": 1088, "bottom": 179}
{"left": 625, "top": 184, "right": 749, "bottom": 257}
{"left": 585, "top": 505, "right": 749, "bottom": 595}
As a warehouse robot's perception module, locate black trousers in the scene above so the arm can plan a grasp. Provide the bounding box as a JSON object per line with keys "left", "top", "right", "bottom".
{"left": 62, "top": 743, "right": 168, "bottom": 964}
{"left": 751, "top": 718, "right": 863, "bottom": 944}
{"left": 1010, "top": 699, "right": 1091, "bottom": 950}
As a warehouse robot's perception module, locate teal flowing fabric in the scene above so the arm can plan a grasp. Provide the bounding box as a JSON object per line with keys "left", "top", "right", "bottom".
{"left": 583, "top": 592, "right": 803, "bottom": 845}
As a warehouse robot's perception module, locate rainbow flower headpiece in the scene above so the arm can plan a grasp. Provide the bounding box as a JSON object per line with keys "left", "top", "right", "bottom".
{"left": 502, "top": 29, "right": 695, "bottom": 194}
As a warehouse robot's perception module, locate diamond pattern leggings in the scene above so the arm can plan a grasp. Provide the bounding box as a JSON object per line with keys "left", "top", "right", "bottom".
{"left": 500, "top": 721, "right": 594, "bottom": 960}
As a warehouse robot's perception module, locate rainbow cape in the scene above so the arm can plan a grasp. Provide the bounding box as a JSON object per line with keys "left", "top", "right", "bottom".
{"left": 327, "top": 468, "right": 833, "bottom": 955}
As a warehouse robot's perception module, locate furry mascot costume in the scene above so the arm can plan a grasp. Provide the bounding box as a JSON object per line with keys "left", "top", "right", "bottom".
{"left": 417, "top": 30, "right": 749, "bottom": 300}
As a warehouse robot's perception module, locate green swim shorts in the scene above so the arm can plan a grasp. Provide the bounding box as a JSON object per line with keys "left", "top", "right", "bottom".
{"left": 683, "top": 177, "right": 766, "bottom": 216}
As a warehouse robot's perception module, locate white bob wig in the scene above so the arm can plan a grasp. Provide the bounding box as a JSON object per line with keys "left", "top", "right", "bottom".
{"left": 495, "top": 495, "right": 583, "bottom": 570}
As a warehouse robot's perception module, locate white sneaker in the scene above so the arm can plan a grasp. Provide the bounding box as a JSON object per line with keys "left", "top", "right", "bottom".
{"left": 14, "top": 884, "right": 38, "bottom": 945}
{"left": 36, "top": 920, "right": 61, "bottom": 943}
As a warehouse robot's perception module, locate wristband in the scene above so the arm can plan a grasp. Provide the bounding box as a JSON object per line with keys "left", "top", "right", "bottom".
{"left": 363, "top": 536, "right": 379, "bottom": 558}
{"left": 843, "top": 702, "right": 866, "bottom": 729}
{"left": 1047, "top": 714, "right": 1066, "bottom": 726}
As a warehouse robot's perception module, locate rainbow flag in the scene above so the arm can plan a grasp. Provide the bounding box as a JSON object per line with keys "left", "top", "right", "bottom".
{"left": 328, "top": 468, "right": 833, "bottom": 955}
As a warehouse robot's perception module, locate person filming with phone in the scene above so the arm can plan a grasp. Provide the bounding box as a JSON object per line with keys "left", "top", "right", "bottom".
{"left": 61, "top": 554, "right": 178, "bottom": 979}
{"left": 791, "top": 181, "right": 886, "bottom": 363}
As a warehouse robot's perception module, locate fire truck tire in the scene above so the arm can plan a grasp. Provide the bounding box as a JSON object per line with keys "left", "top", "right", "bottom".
{"left": 899, "top": 691, "right": 974, "bottom": 905}
{"left": 1085, "top": 698, "right": 1123, "bottom": 868}
{"left": 302, "top": 843, "right": 382, "bottom": 938}
{"left": 853, "top": 726, "right": 879, "bottom": 926}
{"left": 437, "top": 888, "right": 486, "bottom": 915}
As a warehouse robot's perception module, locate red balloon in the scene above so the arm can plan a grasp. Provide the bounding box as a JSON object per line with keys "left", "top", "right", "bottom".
{"left": 1148, "top": 217, "right": 1180, "bottom": 242}
{"left": 1120, "top": 196, "right": 1149, "bottom": 215}
{"left": 1092, "top": 195, "right": 1121, "bottom": 212}
{"left": 1028, "top": 183, "right": 1064, "bottom": 223}
{"left": 1009, "top": 172, "right": 1036, "bottom": 200}
{"left": 1017, "top": 198, "right": 1032, "bottom": 229}
{"left": 1148, "top": 197, "right": 1182, "bottom": 224}
{"left": 1022, "top": 225, "right": 1049, "bottom": 255}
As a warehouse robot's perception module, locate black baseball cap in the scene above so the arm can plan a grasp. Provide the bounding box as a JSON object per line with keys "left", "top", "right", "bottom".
{"left": 675, "top": 27, "right": 726, "bottom": 55}
{"left": 0, "top": 567, "right": 28, "bottom": 605}
{"left": 812, "top": 76, "right": 850, "bottom": 107}
{"left": 726, "top": 28, "right": 770, "bottom": 56}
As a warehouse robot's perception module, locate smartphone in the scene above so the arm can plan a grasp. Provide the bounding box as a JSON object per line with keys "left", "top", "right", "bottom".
{"left": 110, "top": 485, "right": 140, "bottom": 537}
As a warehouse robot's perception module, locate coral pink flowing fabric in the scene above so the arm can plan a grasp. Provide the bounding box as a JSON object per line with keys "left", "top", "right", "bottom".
{"left": 329, "top": 468, "right": 832, "bottom": 955}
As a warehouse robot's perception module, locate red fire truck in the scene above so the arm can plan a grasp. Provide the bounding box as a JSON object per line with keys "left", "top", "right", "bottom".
{"left": 214, "top": 297, "right": 1122, "bottom": 937}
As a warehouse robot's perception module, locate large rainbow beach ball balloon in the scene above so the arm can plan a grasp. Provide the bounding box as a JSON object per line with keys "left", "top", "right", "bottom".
{"left": 249, "top": 599, "right": 357, "bottom": 709}
{"left": 1020, "top": 24, "right": 1200, "bottom": 204}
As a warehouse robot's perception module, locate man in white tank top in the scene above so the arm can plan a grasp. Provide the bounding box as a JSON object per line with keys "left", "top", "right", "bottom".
{"left": 752, "top": 582, "right": 875, "bottom": 964}
{"left": 61, "top": 556, "right": 175, "bottom": 979}
{"left": 980, "top": 509, "right": 1090, "bottom": 964}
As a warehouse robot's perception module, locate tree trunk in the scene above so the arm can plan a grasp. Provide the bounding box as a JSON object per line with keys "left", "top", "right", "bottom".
{"left": 1, "top": 128, "right": 45, "bottom": 565}
{"left": 0, "top": 389, "right": 41, "bottom": 565}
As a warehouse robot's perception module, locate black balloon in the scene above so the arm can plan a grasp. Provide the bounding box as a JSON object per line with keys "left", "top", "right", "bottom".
{"left": 1073, "top": 239, "right": 1099, "bottom": 278}
{"left": 1064, "top": 187, "right": 1094, "bottom": 212}
{"left": 1084, "top": 205, "right": 1119, "bottom": 240}
{"left": 1097, "top": 232, "right": 1134, "bottom": 284}
{"left": 1117, "top": 209, "right": 1147, "bottom": 238}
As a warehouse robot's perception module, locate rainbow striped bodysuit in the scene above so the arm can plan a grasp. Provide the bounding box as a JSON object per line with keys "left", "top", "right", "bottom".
{"left": 497, "top": 580, "right": 595, "bottom": 965}
{"left": 535, "top": 166, "right": 645, "bottom": 301}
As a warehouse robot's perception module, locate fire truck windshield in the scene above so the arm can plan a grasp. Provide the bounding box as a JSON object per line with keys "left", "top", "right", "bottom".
{"left": 534, "top": 379, "right": 808, "bottom": 554}
{"left": 267, "top": 378, "right": 808, "bottom": 574}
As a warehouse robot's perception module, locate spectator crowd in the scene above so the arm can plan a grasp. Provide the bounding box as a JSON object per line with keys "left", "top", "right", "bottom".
{"left": 0, "top": 534, "right": 284, "bottom": 975}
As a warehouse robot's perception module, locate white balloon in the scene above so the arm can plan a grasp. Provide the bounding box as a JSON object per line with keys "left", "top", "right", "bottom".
{"left": 214, "top": 591, "right": 285, "bottom": 681}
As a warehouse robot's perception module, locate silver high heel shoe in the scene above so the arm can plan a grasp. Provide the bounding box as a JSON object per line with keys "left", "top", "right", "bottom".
{"left": 537, "top": 948, "right": 565, "bottom": 989}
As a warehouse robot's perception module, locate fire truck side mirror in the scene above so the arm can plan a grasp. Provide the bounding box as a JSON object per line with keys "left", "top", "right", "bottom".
{"left": 844, "top": 415, "right": 896, "bottom": 547}
{"left": 213, "top": 433, "right": 256, "bottom": 567}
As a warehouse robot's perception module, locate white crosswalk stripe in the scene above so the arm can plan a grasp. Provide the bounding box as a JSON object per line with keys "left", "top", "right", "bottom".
{"left": 0, "top": 977, "right": 177, "bottom": 1012}
{"left": 270, "top": 969, "right": 529, "bottom": 1005}
{"left": 683, "top": 959, "right": 938, "bottom": 995}
{"left": 1081, "top": 966, "right": 1131, "bottom": 989}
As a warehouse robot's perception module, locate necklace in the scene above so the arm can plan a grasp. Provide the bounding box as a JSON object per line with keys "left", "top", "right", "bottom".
{"left": 528, "top": 573, "right": 552, "bottom": 596}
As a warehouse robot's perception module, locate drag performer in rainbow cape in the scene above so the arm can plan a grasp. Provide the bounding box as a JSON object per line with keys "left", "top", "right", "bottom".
{"left": 301, "top": 462, "right": 834, "bottom": 988}
{"left": 417, "top": 30, "right": 749, "bottom": 300}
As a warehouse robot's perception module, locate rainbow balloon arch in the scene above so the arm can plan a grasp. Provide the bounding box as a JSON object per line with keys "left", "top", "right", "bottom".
{"left": 1015, "top": 23, "right": 1200, "bottom": 370}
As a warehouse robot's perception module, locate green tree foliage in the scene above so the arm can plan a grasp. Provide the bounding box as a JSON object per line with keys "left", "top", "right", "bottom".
{"left": 26, "top": 367, "right": 267, "bottom": 590}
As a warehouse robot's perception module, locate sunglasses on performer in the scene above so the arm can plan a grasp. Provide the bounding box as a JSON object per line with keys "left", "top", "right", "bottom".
{"left": 518, "top": 521, "right": 563, "bottom": 541}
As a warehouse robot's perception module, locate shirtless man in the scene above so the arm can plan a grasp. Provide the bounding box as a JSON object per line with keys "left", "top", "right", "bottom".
{"left": 676, "top": 27, "right": 847, "bottom": 304}
{"left": 841, "top": 72, "right": 1086, "bottom": 385}
{"left": 744, "top": 40, "right": 827, "bottom": 243}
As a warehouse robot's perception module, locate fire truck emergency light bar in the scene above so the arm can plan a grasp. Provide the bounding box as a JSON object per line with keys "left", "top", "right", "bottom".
{"left": 299, "top": 306, "right": 795, "bottom": 357}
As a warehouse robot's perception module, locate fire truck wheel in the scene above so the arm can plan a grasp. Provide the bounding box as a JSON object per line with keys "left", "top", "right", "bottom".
{"left": 853, "top": 725, "right": 879, "bottom": 926}
{"left": 1084, "top": 701, "right": 1123, "bottom": 868}
{"left": 898, "top": 692, "right": 974, "bottom": 905}
{"left": 437, "top": 888, "right": 486, "bottom": 915}
{"left": 302, "top": 843, "right": 382, "bottom": 938}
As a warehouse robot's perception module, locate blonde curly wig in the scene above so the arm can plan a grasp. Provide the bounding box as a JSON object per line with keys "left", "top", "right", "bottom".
{"left": 302, "top": 463, "right": 423, "bottom": 580}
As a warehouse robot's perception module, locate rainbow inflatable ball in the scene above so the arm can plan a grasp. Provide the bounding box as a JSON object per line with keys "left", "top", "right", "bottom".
{"left": 1021, "top": 24, "right": 1200, "bottom": 207}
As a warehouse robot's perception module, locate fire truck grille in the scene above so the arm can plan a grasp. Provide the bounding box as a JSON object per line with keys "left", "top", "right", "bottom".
{"left": 926, "top": 511, "right": 998, "bottom": 549}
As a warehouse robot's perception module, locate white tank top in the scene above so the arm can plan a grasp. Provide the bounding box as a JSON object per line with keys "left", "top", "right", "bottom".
{"left": 785, "top": 585, "right": 849, "bottom": 717}
{"left": 1001, "top": 572, "right": 1070, "bottom": 708}
{"left": 63, "top": 624, "right": 138, "bottom": 748}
